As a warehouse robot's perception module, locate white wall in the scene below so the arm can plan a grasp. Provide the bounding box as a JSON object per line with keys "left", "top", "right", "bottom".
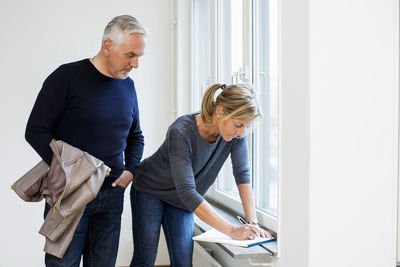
{"left": 274, "top": 0, "right": 311, "bottom": 266}
{"left": 308, "top": 1, "right": 398, "bottom": 267}
{"left": 0, "top": 0, "right": 173, "bottom": 266}
{"left": 276, "top": 0, "right": 398, "bottom": 267}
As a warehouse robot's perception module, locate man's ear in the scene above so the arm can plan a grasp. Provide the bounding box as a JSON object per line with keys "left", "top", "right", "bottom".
{"left": 102, "top": 39, "right": 113, "bottom": 56}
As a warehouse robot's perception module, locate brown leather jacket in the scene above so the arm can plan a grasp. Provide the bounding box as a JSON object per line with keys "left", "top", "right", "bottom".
{"left": 12, "top": 139, "right": 109, "bottom": 258}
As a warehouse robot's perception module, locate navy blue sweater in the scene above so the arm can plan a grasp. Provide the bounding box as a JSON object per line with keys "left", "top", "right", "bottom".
{"left": 26, "top": 59, "right": 144, "bottom": 188}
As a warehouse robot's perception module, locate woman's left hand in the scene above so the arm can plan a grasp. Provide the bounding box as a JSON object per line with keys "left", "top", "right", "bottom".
{"left": 255, "top": 225, "right": 276, "bottom": 239}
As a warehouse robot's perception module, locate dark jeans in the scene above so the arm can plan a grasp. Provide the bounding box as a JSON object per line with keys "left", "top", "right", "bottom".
{"left": 44, "top": 185, "right": 125, "bottom": 267}
{"left": 130, "top": 188, "right": 194, "bottom": 267}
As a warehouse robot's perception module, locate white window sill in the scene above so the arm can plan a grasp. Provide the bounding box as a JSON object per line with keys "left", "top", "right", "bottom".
{"left": 194, "top": 198, "right": 278, "bottom": 258}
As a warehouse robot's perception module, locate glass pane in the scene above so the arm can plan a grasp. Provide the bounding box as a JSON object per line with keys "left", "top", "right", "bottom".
{"left": 253, "top": 0, "right": 278, "bottom": 216}
{"left": 214, "top": 0, "right": 278, "bottom": 219}
{"left": 218, "top": 157, "right": 238, "bottom": 198}
{"left": 218, "top": 136, "right": 253, "bottom": 200}
{"left": 193, "top": 0, "right": 212, "bottom": 112}
{"left": 230, "top": 0, "right": 243, "bottom": 76}
{"left": 217, "top": 0, "right": 244, "bottom": 84}
{"left": 216, "top": 0, "right": 245, "bottom": 201}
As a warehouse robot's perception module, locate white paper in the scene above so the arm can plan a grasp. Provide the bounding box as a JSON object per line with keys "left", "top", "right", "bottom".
{"left": 192, "top": 228, "right": 274, "bottom": 247}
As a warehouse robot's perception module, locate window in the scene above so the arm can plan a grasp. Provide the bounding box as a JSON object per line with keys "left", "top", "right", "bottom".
{"left": 192, "top": 0, "right": 212, "bottom": 112}
{"left": 192, "top": 0, "right": 278, "bottom": 231}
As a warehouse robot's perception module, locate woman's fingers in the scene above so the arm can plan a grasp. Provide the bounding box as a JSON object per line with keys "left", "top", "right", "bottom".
{"left": 248, "top": 224, "right": 261, "bottom": 237}
{"left": 247, "top": 224, "right": 275, "bottom": 239}
{"left": 231, "top": 225, "right": 276, "bottom": 240}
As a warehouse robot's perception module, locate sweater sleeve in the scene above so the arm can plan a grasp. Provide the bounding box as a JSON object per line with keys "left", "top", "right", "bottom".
{"left": 231, "top": 136, "right": 251, "bottom": 185}
{"left": 25, "top": 65, "right": 70, "bottom": 165}
{"left": 167, "top": 127, "right": 204, "bottom": 211}
{"left": 124, "top": 88, "right": 144, "bottom": 177}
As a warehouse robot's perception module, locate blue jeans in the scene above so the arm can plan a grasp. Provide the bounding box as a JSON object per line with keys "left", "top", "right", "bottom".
{"left": 44, "top": 186, "right": 125, "bottom": 267}
{"left": 130, "top": 188, "right": 194, "bottom": 267}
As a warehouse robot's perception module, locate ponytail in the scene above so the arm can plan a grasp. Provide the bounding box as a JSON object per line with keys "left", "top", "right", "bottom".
{"left": 201, "top": 83, "right": 225, "bottom": 123}
{"left": 200, "top": 83, "right": 261, "bottom": 124}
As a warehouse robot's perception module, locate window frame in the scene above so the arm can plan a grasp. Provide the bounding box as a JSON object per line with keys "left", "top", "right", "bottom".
{"left": 192, "top": 0, "right": 279, "bottom": 232}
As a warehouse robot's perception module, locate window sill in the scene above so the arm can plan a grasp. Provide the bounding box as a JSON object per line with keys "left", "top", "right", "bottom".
{"left": 194, "top": 198, "right": 278, "bottom": 258}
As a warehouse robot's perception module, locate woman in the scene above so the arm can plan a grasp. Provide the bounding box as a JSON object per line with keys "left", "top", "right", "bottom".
{"left": 130, "top": 83, "right": 272, "bottom": 267}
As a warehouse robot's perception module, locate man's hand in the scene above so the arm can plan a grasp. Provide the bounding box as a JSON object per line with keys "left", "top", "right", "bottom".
{"left": 112, "top": 170, "right": 134, "bottom": 188}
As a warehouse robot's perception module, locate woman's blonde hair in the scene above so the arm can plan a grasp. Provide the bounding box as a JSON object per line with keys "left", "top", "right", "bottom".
{"left": 200, "top": 83, "right": 261, "bottom": 123}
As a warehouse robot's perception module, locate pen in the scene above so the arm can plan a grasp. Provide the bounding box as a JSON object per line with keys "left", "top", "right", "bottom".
{"left": 237, "top": 215, "right": 262, "bottom": 238}
{"left": 237, "top": 215, "right": 247, "bottom": 225}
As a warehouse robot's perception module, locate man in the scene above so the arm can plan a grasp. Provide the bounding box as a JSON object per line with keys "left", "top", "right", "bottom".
{"left": 25, "top": 15, "right": 146, "bottom": 267}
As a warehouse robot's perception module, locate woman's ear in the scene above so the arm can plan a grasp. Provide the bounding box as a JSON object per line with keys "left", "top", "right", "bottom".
{"left": 215, "top": 105, "right": 223, "bottom": 116}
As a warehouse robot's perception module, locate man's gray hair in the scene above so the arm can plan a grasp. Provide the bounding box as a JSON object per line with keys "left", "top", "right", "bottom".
{"left": 102, "top": 15, "right": 146, "bottom": 47}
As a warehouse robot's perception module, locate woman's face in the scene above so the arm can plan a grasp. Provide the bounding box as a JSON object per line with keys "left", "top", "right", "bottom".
{"left": 218, "top": 116, "right": 253, "bottom": 142}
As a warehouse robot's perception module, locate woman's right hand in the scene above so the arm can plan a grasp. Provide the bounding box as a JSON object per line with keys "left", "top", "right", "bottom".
{"left": 228, "top": 224, "right": 261, "bottom": 240}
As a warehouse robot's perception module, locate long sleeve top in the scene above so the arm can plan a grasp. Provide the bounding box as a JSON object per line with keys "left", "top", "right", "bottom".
{"left": 134, "top": 113, "right": 250, "bottom": 211}
{"left": 25, "top": 59, "right": 144, "bottom": 188}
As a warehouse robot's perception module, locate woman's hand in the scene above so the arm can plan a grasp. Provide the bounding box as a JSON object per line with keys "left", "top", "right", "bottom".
{"left": 228, "top": 224, "right": 276, "bottom": 240}
{"left": 228, "top": 224, "right": 261, "bottom": 240}
{"left": 257, "top": 226, "right": 276, "bottom": 239}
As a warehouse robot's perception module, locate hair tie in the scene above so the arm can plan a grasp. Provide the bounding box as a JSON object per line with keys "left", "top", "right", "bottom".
{"left": 213, "top": 88, "right": 223, "bottom": 102}
{"left": 221, "top": 84, "right": 226, "bottom": 89}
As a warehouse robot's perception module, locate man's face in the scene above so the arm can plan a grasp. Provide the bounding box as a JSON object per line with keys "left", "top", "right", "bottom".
{"left": 106, "top": 33, "right": 146, "bottom": 79}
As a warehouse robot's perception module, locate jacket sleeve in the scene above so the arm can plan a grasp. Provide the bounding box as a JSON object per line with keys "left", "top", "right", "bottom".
{"left": 25, "top": 65, "right": 70, "bottom": 165}
{"left": 230, "top": 136, "right": 251, "bottom": 185}
{"left": 124, "top": 87, "right": 144, "bottom": 177}
{"left": 167, "top": 127, "right": 204, "bottom": 211}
